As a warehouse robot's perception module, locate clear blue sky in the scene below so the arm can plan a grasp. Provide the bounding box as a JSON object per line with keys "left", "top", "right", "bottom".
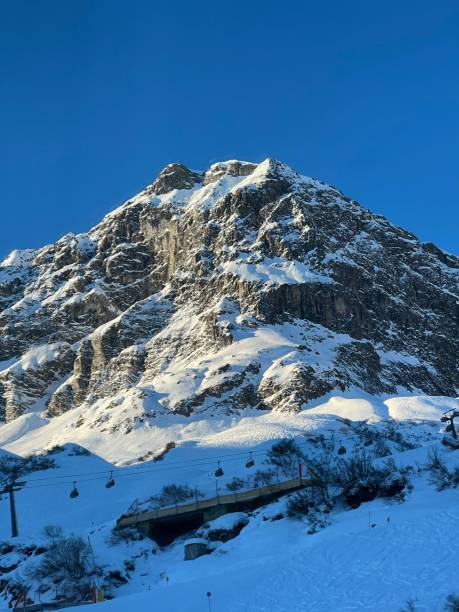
{"left": 1, "top": 0, "right": 458, "bottom": 258}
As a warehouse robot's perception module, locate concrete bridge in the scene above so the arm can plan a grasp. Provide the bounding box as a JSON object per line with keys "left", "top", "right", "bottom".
{"left": 117, "top": 477, "right": 315, "bottom": 545}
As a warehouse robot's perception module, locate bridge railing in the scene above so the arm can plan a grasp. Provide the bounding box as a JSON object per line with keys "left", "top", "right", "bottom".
{"left": 117, "top": 477, "right": 315, "bottom": 528}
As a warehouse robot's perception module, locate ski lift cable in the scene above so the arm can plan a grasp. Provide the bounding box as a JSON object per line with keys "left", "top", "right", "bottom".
{"left": 10, "top": 440, "right": 325, "bottom": 491}
{"left": 20, "top": 444, "right": 295, "bottom": 484}
{"left": 22, "top": 451, "right": 274, "bottom": 490}
{"left": 22, "top": 451, "right": 270, "bottom": 485}
{"left": 22, "top": 447, "right": 274, "bottom": 481}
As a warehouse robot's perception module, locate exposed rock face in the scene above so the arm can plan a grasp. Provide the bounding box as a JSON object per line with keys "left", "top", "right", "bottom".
{"left": 0, "top": 343, "right": 75, "bottom": 422}
{"left": 184, "top": 540, "right": 209, "bottom": 561}
{"left": 0, "top": 158, "right": 457, "bottom": 424}
{"left": 152, "top": 163, "right": 203, "bottom": 195}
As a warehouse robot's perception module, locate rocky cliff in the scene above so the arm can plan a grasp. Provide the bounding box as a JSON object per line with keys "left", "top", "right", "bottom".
{"left": 0, "top": 159, "right": 458, "bottom": 426}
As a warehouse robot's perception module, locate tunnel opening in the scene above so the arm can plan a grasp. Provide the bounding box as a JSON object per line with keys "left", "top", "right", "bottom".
{"left": 149, "top": 512, "right": 205, "bottom": 546}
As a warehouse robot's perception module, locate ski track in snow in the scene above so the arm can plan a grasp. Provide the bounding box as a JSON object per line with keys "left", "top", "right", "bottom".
{"left": 63, "top": 487, "right": 459, "bottom": 612}
{"left": 0, "top": 394, "right": 458, "bottom": 611}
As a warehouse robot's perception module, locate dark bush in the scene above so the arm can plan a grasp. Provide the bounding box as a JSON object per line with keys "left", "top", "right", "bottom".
{"left": 287, "top": 491, "right": 311, "bottom": 518}
{"left": 105, "top": 569, "right": 128, "bottom": 587}
{"left": 442, "top": 436, "right": 459, "bottom": 450}
{"left": 425, "top": 448, "right": 459, "bottom": 491}
{"left": 33, "top": 534, "right": 91, "bottom": 582}
{"left": 400, "top": 598, "right": 417, "bottom": 612}
{"left": 383, "top": 423, "right": 418, "bottom": 450}
{"left": 252, "top": 469, "right": 276, "bottom": 487}
{"left": 379, "top": 474, "right": 406, "bottom": 498}
{"left": 373, "top": 435, "right": 392, "bottom": 458}
{"left": 302, "top": 453, "right": 335, "bottom": 504}
{"left": 267, "top": 439, "right": 305, "bottom": 476}
{"left": 334, "top": 453, "right": 407, "bottom": 508}
{"left": 42, "top": 524, "right": 63, "bottom": 545}
{"left": 109, "top": 526, "right": 145, "bottom": 545}
{"left": 226, "top": 477, "right": 246, "bottom": 491}
{"left": 68, "top": 446, "right": 91, "bottom": 457}
{"left": 0, "top": 454, "right": 56, "bottom": 480}
{"left": 157, "top": 484, "right": 204, "bottom": 507}
{"left": 45, "top": 445, "right": 65, "bottom": 455}
{"left": 31, "top": 531, "right": 94, "bottom": 602}
{"left": 153, "top": 441, "right": 176, "bottom": 462}
{"left": 444, "top": 593, "right": 459, "bottom": 612}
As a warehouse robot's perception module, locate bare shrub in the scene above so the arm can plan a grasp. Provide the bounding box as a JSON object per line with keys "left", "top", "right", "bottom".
{"left": 31, "top": 532, "right": 93, "bottom": 601}
{"left": 383, "top": 423, "right": 417, "bottom": 451}
{"left": 43, "top": 524, "right": 64, "bottom": 545}
{"left": 425, "top": 448, "right": 459, "bottom": 491}
{"left": 45, "top": 445, "right": 65, "bottom": 455}
{"left": 442, "top": 436, "right": 459, "bottom": 450}
{"left": 373, "top": 435, "right": 392, "bottom": 458}
{"left": 33, "top": 535, "right": 91, "bottom": 581}
{"left": 400, "top": 598, "right": 417, "bottom": 611}
{"left": 252, "top": 469, "right": 276, "bottom": 487}
{"left": 333, "top": 450, "right": 379, "bottom": 508}
{"left": 153, "top": 441, "right": 176, "bottom": 462}
{"left": 303, "top": 452, "right": 335, "bottom": 504}
{"left": 68, "top": 446, "right": 91, "bottom": 457}
{"left": 109, "top": 526, "right": 144, "bottom": 545}
{"left": 158, "top": 484, "right": 204, "bottom": 507}
{"left": 333, "top": 452, "right": 407, "bottom": 508}
{"left": 4, "top": 579, "right": 30, "bottom": 606}
{"left": 0, "top": 454, "right": 56, "bottom": 480}
{"left": 286, "top": 489, "right": 332, "bottom": 536}
{"left": 306, "top": 512, "right": 330, "bottom": 535}
{"left": 226, "top": 477, "right": 246, "bottom": 492}
{"left": 287, "top": 490, "right": 311, "bottom": 518}
{"left": 267, "top": 439, "right": 305, "bottom": 476}
{"left": 123, "top": 484, "right": 203, "bottom": 516}
{"left": 444, "top": 593, "right": 459, "bottom": 611}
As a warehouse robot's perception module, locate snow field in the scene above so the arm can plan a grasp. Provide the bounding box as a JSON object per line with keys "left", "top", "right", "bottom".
{"left": 0, "top": 393, "right": 458, "bottom": 611}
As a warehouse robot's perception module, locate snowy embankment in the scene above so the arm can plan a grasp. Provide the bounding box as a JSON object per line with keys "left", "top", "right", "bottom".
{"left": 0, "top": 393, "right": 458, "bottom": 611}
{"left": 73, "top": 484, "right": 459, "bottom": 612}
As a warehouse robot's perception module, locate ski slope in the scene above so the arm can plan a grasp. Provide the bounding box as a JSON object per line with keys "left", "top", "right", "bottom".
{"left": 74, "top": 483, "right": 459, "bottom": 612}
{"left": 0, "top": 393, "right": 458, "bottom": 611}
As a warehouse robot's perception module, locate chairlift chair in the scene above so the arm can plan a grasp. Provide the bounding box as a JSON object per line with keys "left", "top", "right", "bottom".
{"left": 105, "top": 471, "right": 115, "bottom": 489}
{"left": 214, "top": 461, "right": 224, "bottom": 477}
{"left": 70, "top": 481, "right": 79, "bottom": 499}
{"left": 245, "top": 452, "right": 255, "bottom": 468}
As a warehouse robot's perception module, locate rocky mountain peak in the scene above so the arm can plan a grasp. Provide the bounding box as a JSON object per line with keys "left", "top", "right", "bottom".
{"left": 0, "top": 159, "right": 457, "bottom": 427}
{"left": 203, "top": 160, "right": 258, "bottom": 185}
{"left": 151, "top": 163, "right": 202, "bottom": 195}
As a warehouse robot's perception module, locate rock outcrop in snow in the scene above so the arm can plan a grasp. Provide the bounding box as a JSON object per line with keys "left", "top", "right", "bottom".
{"left": 0, "top": 159, "right": 458, "bottom": 423}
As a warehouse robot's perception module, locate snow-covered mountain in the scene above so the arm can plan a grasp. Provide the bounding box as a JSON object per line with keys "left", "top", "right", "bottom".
{"left": 1, "top": 159, "right": 458, "bottom": 429}
{"left": 0, "top": 161, "right": 458, "bottom": 611}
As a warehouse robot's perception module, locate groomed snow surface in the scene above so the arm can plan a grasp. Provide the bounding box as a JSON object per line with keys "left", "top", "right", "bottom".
{"left": 0, "top": 393, "right": 458, "bottom": 611}
{"left": 75, "top": 485, "right": 459, "bottom": 612}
